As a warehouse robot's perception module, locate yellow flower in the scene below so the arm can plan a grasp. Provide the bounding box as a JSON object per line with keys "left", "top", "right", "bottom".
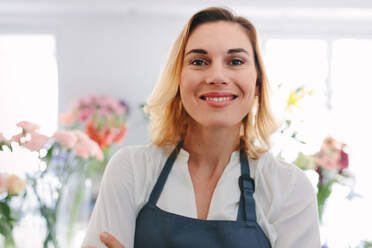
{"left": 287, "top": 90, "right": 303, "bottom": 109}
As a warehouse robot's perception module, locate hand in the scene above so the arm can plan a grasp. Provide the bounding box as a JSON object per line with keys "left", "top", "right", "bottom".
{"left": 84, "top": 232, "right": 126, "bottom": 248}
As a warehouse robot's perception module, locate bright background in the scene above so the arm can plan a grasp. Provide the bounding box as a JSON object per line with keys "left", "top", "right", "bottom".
{"left": 1, "top": 0, "right": 372, "bottom": 247}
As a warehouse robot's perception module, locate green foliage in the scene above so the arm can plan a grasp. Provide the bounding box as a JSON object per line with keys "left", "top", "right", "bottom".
{"left": 0, "top": 196, "right": 17, "bottom": 247}
{"left": 293, "top": 152, "right": 316, "bottom": 170}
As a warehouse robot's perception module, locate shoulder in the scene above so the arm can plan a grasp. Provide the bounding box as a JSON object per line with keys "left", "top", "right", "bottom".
{"left": 252, "top": 152, "right": 317, "bottom": 218}
{"left": 255, "top": 152, "right": 314, "bottom": 193}
{"left": 107, "top": 143, "right": 170, "bottom": 170}
{"left": 101, "top": 144, "right": 170, "bottom": 186}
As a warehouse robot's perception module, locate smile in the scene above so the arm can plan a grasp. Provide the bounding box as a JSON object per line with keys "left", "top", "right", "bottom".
{"left": 199, "top": 93, "right": 238, "bottom": 107}
{"left": 201, "top": 96, "right": 235, "bottom": 102}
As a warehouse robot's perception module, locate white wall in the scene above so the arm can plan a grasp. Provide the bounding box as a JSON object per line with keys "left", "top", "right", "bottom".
{"left": 55, "top": 14, "right": 187, "bottom": 145}
{"left": 1, "top": 0, "right": 372, "bottom": 145}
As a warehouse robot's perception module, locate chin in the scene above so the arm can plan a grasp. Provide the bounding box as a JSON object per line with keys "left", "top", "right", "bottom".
{"left": 197, "top": 119, "right": 242, "bottom": 129}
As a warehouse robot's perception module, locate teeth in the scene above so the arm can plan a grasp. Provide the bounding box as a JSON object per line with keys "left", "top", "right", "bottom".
{"left": 205, "top": 96, "right": 233, "bottom": 102}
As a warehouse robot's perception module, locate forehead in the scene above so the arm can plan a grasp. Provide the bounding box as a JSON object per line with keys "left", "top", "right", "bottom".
{"left": 185, "top": 21, "right": 254, "bottom": 53}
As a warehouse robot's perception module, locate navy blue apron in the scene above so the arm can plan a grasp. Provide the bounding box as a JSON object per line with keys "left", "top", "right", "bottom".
{"left": 134, "top": 142, "right": 271, "bottom": 247}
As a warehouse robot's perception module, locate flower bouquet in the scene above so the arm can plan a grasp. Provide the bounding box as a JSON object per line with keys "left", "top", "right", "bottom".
{"left": 59, "top": 95, "right": 129, "bottom": 159}
{"left": 292, "top": 136, "right": 353, "bottom": 222}
{"left": 274, "top": 85, "right": 353, "bottom": 222}
{"left": 312, "top": 136, "right": 351, "bottom": 222}
{"left": 2, "top": 121, "right": 103, "bottom": 248}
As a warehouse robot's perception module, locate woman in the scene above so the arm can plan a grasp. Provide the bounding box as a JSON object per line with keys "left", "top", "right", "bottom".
{"left": 82, "top": 7, "right": 320, "bottom": 248}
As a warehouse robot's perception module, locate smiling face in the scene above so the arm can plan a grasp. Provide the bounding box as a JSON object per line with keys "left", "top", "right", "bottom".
{"left": 180, "top": 21, "right": 258, "bottom": 129}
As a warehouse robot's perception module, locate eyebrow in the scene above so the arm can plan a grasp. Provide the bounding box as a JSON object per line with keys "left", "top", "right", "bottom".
{"left": 227, "top": 48, "right": 249, "bottom": 54}
{"left": 185, "top": 48, "right": 249, "bottom": 55}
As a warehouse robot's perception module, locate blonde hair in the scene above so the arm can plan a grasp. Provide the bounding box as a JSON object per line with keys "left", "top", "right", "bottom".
{"left": 144, "top": 7, "right": 278, "bottom": 159}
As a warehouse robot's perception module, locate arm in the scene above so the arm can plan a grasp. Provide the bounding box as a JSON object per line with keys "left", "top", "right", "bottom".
{"left": 272, "top": 170, "right": 321, "bottom": 248}
{"left": 82, "top": 148, "right": 136, "bottom": 248}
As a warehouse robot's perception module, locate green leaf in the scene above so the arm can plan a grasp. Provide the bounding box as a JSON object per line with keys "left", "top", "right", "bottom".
{"left": 0, "top": 202, "right": 11, "bottom": 219}
{"left": 45, "top": 146, "right": 54, "bottom": 164}
{"left": 0, "top": 218, "right": 12, "bottom": 237}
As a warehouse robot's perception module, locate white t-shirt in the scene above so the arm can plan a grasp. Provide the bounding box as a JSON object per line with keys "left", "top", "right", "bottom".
{"left": 82, "top": 144, "right": 321, "bottom": 248}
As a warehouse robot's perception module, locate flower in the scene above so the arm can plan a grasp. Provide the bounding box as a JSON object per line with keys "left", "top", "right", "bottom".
{"left": 60, "top": 95, "right": 129, "bottom": 147}
{"left": 53, "top": 130, "right": 78, "bottom": 149}
{"left": 0, "top": 133, "right": 6, "bottom": 143}
{"left": 59, "top": 112, "right": 75, "bottom": 126}
{"left": 313, "top": 136, "right": 348, "bottom": 171}
{"left": 23, "top": 132, "right": 50, "bottom": 152}
{"left": 0, "top": 133, "right": 10, "bottom": 148}
{"left": 78, "top": 108, "right": 95, "bottom": 122}
{"left": 72, "top": 130, "right": 103, "bottom": 161}
{"left": 5, "top": 174, "right": 26, "bottom": 195}
{"left": 339, "top": 148, "right": 349, "bottom": 173}
{"left": 86, "top": 121, "right": 127, "bottom": 149}
{"left": 16, "top": 121, "right": 40, "bottom": 133}
{"left": 10, "top": 132, "right": 24, "bottom": 143}
{"left": 286, "top": 86, "right": 313, "bottom": 111}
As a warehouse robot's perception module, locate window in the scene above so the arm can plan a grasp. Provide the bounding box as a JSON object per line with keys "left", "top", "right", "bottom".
{"left": 0, "top": 34, "right": 58, "bottom": 247}
{"left": 0, "top": 34, "right": 58, "bottom": 174}
{"left": 264, "top": 39, "right": 329, "bottom": 159}
{"left": 264, "top": 38, "right": 372, "bottom": 246}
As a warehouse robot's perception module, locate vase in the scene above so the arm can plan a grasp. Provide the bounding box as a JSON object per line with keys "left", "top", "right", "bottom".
{"left": 57, "top": 173, "right": 92, "bottom": 248}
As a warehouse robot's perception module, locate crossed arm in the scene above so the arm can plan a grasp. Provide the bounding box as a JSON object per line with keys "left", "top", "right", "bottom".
{"left": 84, "top": 232, "right": 125, "bottom": 248}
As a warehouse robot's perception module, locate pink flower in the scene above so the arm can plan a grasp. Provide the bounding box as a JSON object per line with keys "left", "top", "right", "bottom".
{"left": 59, "top": 112, "right": 75, "bottom": 126}
{"left": 53, "top": 130, "right": 78, "bottom": 149}
{"left": 23, "top": 133, "right": 50, "bottom": 152}
{"left": 73, "top": 130, "right": 91, "bottom": 143}
{"left": 10, "top": 133, "right": 24, "bottom": 143}
{"left": 339, "top": 148, "right": 349, "bottom": 172}
{"left": 95, "top": 149, "right": 104, "bottom": 161}
{"left": 79, "top": 108, "right": 95, "bottom": 122}
{"left": 314, "top": 136, "right": 348, "bottom": 171}
{"left": 0, "top": 133, "right": 9, "bottom": 145}
{"left": 5, "top": 174, "right": 26, "bottom": 195}
{"left": 71, "top": 130, "right": 103, "bottom": 161}
{"left": 16, "top": 121, "right": 40, "bottom": 133}
{"left": 78, "top": 95, "right": 96, "bottom": 107}
{"left": 0, "top": 133, "right": 5, "bottom": 142}
{"left": 74, "top": 142, "right": 90, "bottom": 159}
{"left": 90, "top": 141, "right": 104, "bottom": 161}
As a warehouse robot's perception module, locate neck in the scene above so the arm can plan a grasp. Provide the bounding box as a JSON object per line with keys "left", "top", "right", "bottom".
{"left": 182, "top": 120, "right": 241, "bottom": 174}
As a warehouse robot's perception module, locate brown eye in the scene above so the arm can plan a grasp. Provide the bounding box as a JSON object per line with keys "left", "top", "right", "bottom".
{"left": 191, "top": 59, "right": 207, "bottom": 66}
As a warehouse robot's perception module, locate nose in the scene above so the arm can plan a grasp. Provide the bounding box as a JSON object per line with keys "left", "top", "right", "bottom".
{"left": 205, "top": 62, "right": 228, "bottom": 85}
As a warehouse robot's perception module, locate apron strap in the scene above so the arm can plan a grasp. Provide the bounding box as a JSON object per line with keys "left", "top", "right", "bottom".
{"left": 237, "top": 150, "right": 257, "bottom": 222}
{"left": 149, "top": 140, "right": 257, "bottom": 223}
{"left": 148, "top": 141, "right": 183, "bottom": 205}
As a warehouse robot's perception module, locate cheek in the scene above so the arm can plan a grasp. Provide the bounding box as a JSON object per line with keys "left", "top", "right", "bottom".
{"left": 181, "top": 69, "right": 199, "bottom": 85}
{"left": 237, "top": 71, "right": 257, "bottom": 97}
{"left": 180, "top": 70, "right": 200, "bottom": 97}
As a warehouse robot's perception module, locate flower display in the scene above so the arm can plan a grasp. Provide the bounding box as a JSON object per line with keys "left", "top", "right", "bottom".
{"left": 1, "top": 121, "right": 104, "bottom": 248}
{"left": 275, "top": 85, "right": 354, "bottom": 224}
{"left": 60, "top": 95, "right": 129, "bottom": 149}
{"left": 313, "top": 136, "right": 348, "bottom": 172}
{"left": 312, "top": 136, "right": 352, "bottom": 221}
